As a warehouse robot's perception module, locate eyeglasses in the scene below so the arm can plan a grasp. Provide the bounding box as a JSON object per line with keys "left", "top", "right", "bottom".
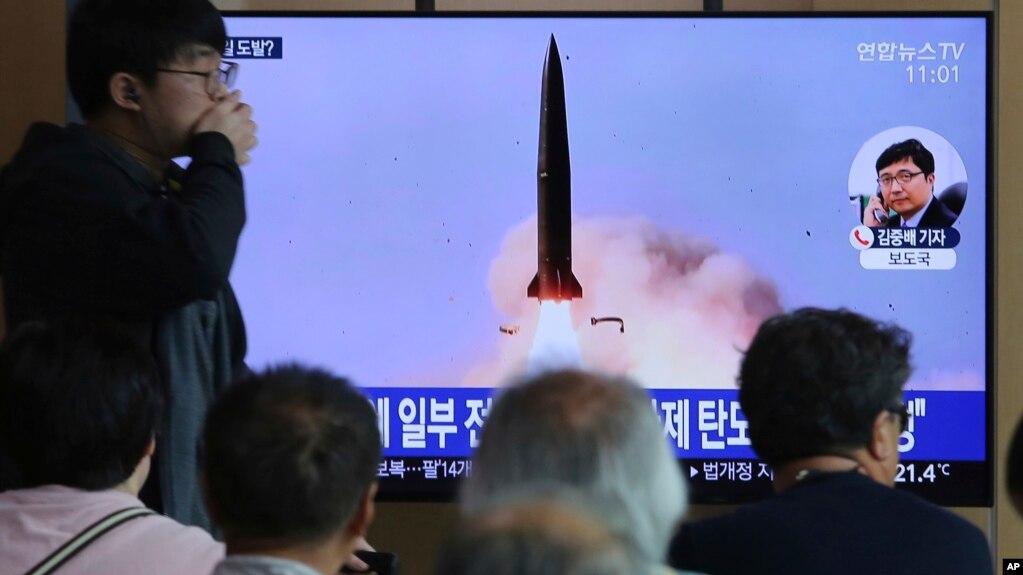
{"left": 877, "top": 171, "right": 924, "bottom": 189}
{"left": 154, "top": 61, "right": 238, "bottom": 96}
{"left": 887, "top": 404, "right": 910, "bottom": 434}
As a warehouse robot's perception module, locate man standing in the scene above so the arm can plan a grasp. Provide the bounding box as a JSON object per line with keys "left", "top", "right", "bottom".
{"left": 669, "top": 308, "right": 991, "bottom": 575}
{"left": 0, "top": 0, "right": 257, "bottom": 530}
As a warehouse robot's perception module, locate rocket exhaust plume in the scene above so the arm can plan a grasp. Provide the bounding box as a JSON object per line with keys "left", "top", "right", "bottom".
{"left": 527, "top": 35, "right": 584, "bottom": 303}
{"left": 527, "top": 301, "right": 583, "bottom": 373}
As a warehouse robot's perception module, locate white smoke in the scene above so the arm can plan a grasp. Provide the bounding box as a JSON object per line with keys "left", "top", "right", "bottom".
{"left": 906, "top": 368, "right": 984, "bottom": 391}
{"left": 527, "top": 301, "right": 583, "bottom": 373}
{"left": 462, "top": 216, "right": 783, "bottom": 388}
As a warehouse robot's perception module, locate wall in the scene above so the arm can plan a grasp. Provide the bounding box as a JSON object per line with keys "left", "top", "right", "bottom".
{"left": 995, "top": 0, "right": 1023, "bottom": 565}
{"left": 1, "top": 0, "right": 1018, "bottom": 572}
{"left": 0, "top": 1, "right": 66, "bottom": 340}
{"left": 0, "top": 2, "right": 64, "bottom": 161}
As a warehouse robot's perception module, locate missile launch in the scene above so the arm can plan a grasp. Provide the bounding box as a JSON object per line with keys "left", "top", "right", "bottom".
{"left": 527, "top": 35, "right": 584, "bottom": 303}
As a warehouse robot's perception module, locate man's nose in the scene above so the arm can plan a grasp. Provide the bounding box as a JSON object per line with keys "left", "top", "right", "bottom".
{"left": 210, "top": 81, "right": 229, "bottom": 102}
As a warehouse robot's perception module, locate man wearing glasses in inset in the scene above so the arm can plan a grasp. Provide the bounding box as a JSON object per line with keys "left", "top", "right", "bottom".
{"left": 0, "top": 0, "right": 257, "bottom": 532}
{"left": 862, "top": 138, "right": 958, "bottom": 228}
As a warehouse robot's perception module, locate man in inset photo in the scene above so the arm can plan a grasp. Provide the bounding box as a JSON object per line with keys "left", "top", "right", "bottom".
{"left": 862, "top": 138, "right": 959, "bottom": 228}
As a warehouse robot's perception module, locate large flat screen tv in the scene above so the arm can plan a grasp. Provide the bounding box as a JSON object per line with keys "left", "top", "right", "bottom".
{"left": 222, "top": 12, "right": 991, "bottom": 506}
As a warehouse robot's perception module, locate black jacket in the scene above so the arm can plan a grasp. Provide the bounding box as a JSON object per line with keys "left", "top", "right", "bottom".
{"left": 0, "top": 123, "right": 248, "bottom": 530}
{"left": 0, "top": 122, "right": 245, "bottom": 321}
{"left": 886, "top": 195, "right": 959, "bottom": 228}
{"left": 669, "top": 471, "right": 992, "bottom": 575}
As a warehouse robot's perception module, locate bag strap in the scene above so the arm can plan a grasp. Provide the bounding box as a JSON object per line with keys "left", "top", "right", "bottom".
{"left": 25, "top": 506, "right": 156, "bottom": 575}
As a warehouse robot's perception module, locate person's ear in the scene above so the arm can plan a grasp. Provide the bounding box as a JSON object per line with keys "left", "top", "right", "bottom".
{"left": 110, "top": 73, "right": 143, "bottom": 110}
{"left": 346, "top": 482, "right": 378, "bottom": 539}
{"left": 868, "top": 410, "right": 898, "bottom": 461}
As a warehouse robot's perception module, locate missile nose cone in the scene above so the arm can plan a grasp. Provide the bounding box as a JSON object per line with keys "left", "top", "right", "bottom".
{"left": 542, "top": 35, "right": 564, "bottom": 90}
{"left": 546, "top": 34, "right": 560, "bottom": 62}
{"left": 539, "top": 34, "right": 569, "bottom": 178}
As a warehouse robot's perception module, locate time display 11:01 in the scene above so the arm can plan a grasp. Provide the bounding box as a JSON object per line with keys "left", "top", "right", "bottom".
{"left": 906, "top": 64, "right": 960, "bottom": 84}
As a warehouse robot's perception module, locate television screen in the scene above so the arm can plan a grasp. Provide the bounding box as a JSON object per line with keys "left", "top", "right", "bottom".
{"left": 222, "top": 13, "right": 991, "bottom": 505}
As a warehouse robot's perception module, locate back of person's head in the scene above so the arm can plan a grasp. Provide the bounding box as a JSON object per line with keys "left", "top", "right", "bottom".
{"left": 201, "top": 363, "right": 381, "bottom": 544}
{"left": 0, "top": 317, "right": 163, "bottom": 490}
{"left": 435, "top": 498, "right": 634, "bottom": 575}
{"left": 738, "top": 307, "right": 912, "bottom": 467}
{"left": 461, "top": 369, "right": 685, "bottom": 564}
{"left": 68, "top": 0, "right": 226, "bottom": 118}
{"left": 1007, "top": 414, "right": 1023, "bottom": 516}
{"left": 875, "top": 138, "right": 936, "bottom": 176}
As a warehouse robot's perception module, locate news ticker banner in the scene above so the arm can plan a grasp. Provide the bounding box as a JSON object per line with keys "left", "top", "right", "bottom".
{"left": 362, "top": 387, "right": 985, "bottom": 461}
{"left": 372, "top": 455, "right": 987, "bottom": 506}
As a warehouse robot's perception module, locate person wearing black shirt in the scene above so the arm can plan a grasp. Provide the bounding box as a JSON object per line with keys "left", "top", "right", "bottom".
{"left": 669, "top": 308, "right": 991, "bottom": 575}
{"left": 0, "top": 0, "right": 257, "bottom": 531}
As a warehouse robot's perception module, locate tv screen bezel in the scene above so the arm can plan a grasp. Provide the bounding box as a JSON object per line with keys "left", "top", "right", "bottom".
{"left": 219, "top": 10, "right": 994, "bottom": 507}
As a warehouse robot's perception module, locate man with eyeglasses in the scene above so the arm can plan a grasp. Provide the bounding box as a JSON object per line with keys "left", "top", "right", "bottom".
{"left": 862, "top": 138, "right": 958, "bottom": 228}
{"left": 0, "top": 0, "right": 257, "bottom": 532}
{"left": 668, "top": 308, "right": 991, "bottom": 575}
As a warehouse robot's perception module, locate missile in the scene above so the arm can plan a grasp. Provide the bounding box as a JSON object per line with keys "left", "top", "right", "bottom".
{"left": 527, "top": 35, "right": 584, "bottom": 303}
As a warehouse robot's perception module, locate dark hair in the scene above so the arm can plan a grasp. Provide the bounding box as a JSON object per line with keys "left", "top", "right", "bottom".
{"left": 67, "top": 0, "right": 227, "bottom": 118}
{"left": 0, "top": 318, "right": 163, "bottom": 490}
{"left": 737, "top": 308, "right": 912, "bottom": 466}
{"left": 201, "top": 363, "right": 381, "bottom": 543}
{"left": 1007, "top": 415, "right": 1023, "bottom": 517}
{"left": 875, "top": 138, "right": 935, "bottom": 176}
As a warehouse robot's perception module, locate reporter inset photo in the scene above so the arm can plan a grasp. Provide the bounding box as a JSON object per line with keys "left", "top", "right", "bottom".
{"left": 848, "top": 127, "right": 967, "bottom": 229}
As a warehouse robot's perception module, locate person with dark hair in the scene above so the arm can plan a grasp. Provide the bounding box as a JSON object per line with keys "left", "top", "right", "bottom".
{"left": 1007, "top": 416, "right": 1023, "bottom": 517}
{"left": 461, "top": 369, "right": 687, "bottom": 575}
{"left": 0, "top": 0, "right": 257, "bottom": 530}
{"left": 668, "top": 308, "right": 991, "bottom": 575}
{"left": 0, "top": 319, "right": 224, "bottom": 574}
{"left": 202, "top": 364, "right": 381, "bottom": 575}
{"left": 435, "top": 497, "right": 636, "bottom": 575}
{"left": 862, "top": 138, "right": 957, "bottom": 228}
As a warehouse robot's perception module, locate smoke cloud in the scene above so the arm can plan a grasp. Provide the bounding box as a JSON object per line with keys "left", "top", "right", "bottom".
{"left": 907, "top": 368, "right": 984, "bottom": 391}
{"left": 462, "top": 216, "right": 784, "bottom": 388}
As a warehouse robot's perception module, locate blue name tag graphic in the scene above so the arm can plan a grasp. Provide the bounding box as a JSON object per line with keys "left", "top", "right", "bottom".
{"left": 872, "top": 226, "right": 960, "bottom": 248}
{"left": 224, "top": 37, "right": 282, "bottom": 59}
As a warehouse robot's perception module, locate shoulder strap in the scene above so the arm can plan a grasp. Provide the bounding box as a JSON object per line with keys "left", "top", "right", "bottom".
{"left": 25, "top": 506, "right": 156, "bottom": 575}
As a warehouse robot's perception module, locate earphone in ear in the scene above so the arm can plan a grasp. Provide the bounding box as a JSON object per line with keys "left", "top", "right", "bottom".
{"left": 126, "top": 89, "right": 139, "bottom": 102}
